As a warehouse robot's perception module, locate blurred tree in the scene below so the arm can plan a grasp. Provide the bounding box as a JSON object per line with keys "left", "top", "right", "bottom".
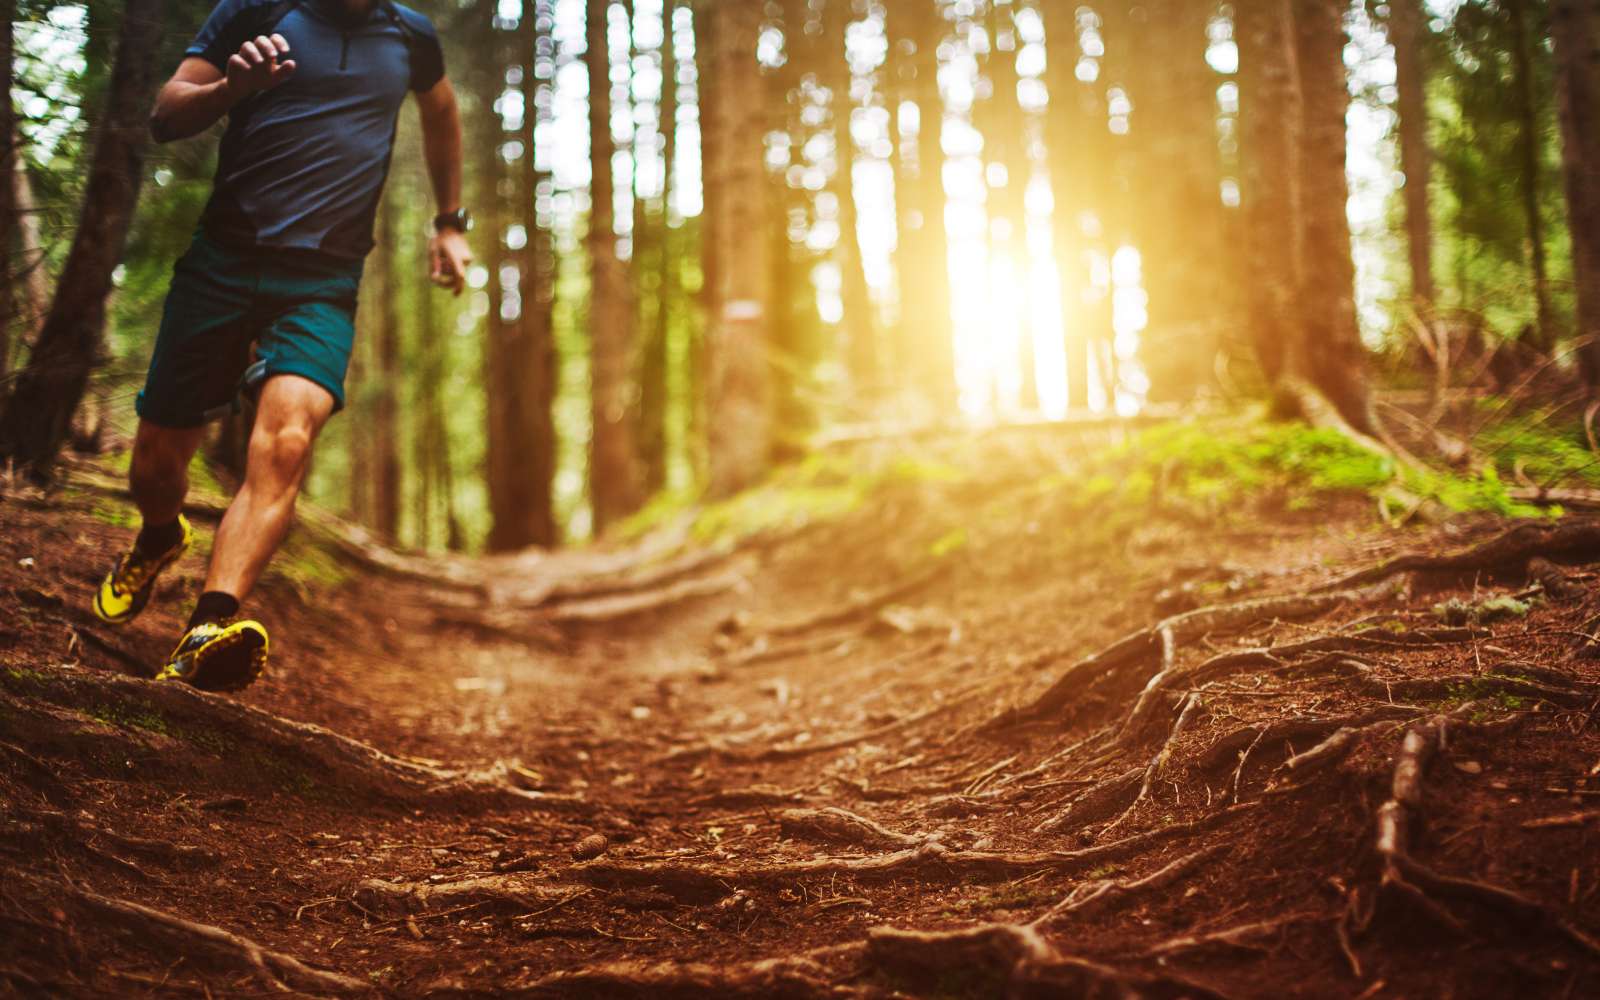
{"left": 1, "top": 0, "right": 14, "bottom": 380}
{"left": 0, "top": 0, "right": 166, "bottom": 472}
{"left": 699, "top": 0, "right": 774, "bottom": 495}
{"left": 637, "top": 0, "right": 676, "bottom": 492}
{"left": 981, "top": 0, "right": 1036, "bottom": 411}
{"left": 588, "top": 0, "right": 642, "bottom": 530}
{"left": 824, "top": 0, "right": 880, "bottom": 408}
{"left": 1388, "top": 0, "right": 1437, "bottom": 312}
{"left": 1293, "top": 0, "right": 1377, "bottom": 433}
{"left": 1552, "top": 0, "right": 1600, "bottom": 385}
{"left": 902, "top": 0, "right": 956, "bottom": 415}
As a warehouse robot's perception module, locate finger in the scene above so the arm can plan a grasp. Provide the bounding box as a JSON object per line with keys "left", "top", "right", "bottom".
{"left": 240, "top": 41, "right": 263, "bottom": 65}
{"left": 228, "top": 53, "right": 252, "bottom": 77}
{"left": 270, "top": 59, "right": 297, "bottom": 82}
{"left": 254, "top": 35, "right": 277, "bottom": 59}
{"left": 270, "top": 33, "right": 291, "bottom": 54}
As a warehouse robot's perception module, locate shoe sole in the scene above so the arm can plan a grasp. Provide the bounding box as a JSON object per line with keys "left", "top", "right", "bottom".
{"left": 184, "top": 626, "right": 268, "bottom": 693}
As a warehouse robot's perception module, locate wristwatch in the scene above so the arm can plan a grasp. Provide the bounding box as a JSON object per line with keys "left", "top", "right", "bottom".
{"left": 433, "top": 208, "right": 473, "bottom": 233}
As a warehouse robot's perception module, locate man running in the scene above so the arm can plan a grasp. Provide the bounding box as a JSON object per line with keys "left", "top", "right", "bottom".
{"left": 93, "top": 0, "right": 472, "bottom": 692}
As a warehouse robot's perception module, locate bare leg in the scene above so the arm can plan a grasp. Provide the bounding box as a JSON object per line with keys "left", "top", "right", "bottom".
{"left": 204, "top": 375, "right": 334, "bottom": 601}
{"left": 129, "top": 420, "right": 206, "bottom": 527}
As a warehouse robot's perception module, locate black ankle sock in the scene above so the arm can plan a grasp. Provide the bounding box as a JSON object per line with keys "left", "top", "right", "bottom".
{"left": 135, "top": 518, "right": 183, "bottom": 556}
{"left": 188, "top": 591, "right": 240, "bottom": 629}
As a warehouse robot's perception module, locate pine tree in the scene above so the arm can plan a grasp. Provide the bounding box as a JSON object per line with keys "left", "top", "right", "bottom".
{"left": 1389, "top": 0, "right": 1437, "bottom": 312}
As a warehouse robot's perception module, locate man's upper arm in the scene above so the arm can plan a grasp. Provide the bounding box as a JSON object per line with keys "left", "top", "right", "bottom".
{"left": 414, "top": 76, "right": 457, "bottom": 124}
{"left": 395, "top": 5, "right": 447, "bottom": 93}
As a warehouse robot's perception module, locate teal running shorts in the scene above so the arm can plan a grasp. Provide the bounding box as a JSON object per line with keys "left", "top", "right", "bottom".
{"left": 135, "top": 231, "right": 365, "bottom": 428}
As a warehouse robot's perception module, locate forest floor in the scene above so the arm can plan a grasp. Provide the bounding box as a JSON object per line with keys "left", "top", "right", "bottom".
{"left": 4, "top": 416, "right": 1600, "bottom": 998}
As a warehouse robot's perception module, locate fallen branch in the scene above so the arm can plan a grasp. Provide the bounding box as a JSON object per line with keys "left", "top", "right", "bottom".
{"left": 352, "top": 875, "right": 580, "bottom": 916}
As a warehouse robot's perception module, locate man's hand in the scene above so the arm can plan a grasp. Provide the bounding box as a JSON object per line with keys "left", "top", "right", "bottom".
{"left": 430, "top": 229, "right": 472, "bottom": 296}
{"left": 226, "top": 34, "right": 296, "bottom": 99}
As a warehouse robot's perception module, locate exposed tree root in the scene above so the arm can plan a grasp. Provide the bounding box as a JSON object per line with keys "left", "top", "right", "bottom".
{"left": 865, "top": 923, "right": 1228, "bottom": 999}
{"left": 1035, "top": 845, "right": 1226, "bottom": 923}
{"left": 547, "top": 573, "right": 743, "bottom": 626}
{"left": 778, "top": 807, "right": 928, "bottom": 850}
{"left": 1351, "top": 716, "right": 1600, "bottom": 959}
{"left": 352, "top": 876, "right": 581, "bottom": 917}
{"left": 576, "top": 803, "right": 1262, "bottom": 901}
{"left": 1032, "top": 767, "right": 1143, "bottom": 836}
{"left": 504, "top": 948, "right": 866, "bottom": 999}
{"left": 1144, "top": 913, "right": 1320, "bottom": 957}
{"left": 513, "top": 544, "right": 739, "bottom": 609}
{"left": 1197, "top": 707, "right": 1420, "bottom": 772}
{"left": 5, "top": 867, "right": 371, "bottom": 995}
{"left": 1101, "top": 694, "right": 1206, "bottom": 838}
{"left": 983, "top": 590, "right": 1367, "bottom": 732}
{"left": 1320, "top": 520, "right": 1600, "bottom": 592}
{"left": 0, "top": 664, "right": 586, "bottom": 813}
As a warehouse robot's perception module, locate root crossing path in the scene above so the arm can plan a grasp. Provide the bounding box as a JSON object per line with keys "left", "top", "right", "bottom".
{"left": 5, "top": 466, "right": 1600, "bottom": 997}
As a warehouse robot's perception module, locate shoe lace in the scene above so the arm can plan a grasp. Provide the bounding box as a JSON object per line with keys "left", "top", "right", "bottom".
{"left": 111, "top": 550, "right": 158, "bottom": 597}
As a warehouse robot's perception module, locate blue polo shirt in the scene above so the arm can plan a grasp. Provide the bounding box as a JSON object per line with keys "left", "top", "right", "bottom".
{"left": 184, "top": 0, "right": 445, "bottom": 260}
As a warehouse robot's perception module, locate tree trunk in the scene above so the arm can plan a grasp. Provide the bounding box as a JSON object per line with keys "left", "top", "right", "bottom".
{"left": 588, "top": 0, "right": 642, "bottom": 529}
{"left": 0, "top": 2, "right": 14, "bottom": 382}
{"left": 825, "top": 0, "right": 880, "bottom": 408}
{"left": 1132, "top": 0, "right": 1227, "bottom": 405}
{"left": 1509, "top": 0, "right": 1555, "bottom": 349}
{"left": 0, "top": 0, "right": 166, "bottom": 473}
{"left": 903, "top": 0, "right": 957, "bottom": 415}
{"left": 370, "top": 194, "right": 402, "bottom": 542}
{"left": 984, "top": 0, "right": 1036, "bottom": 412}
{"left": 1389, "top": 0, "right": 1435, "bottom": 312}
{"left": 1040, "top": 1, "right": 1095, "bottom": 410}
{"left": 637, "top": 0, "right": 676, "bottom": 492}
{"left": 1290, "top": 0, "right": 1376, "bottom": 434}
{"left": 1235, "top": 0, "right": 1300, "bottom": 384}
{"left": 700, "top": 0, "right": 773, "bottom": 496}
{"left": 1553, "top": 0, "right": 1600, "bottom": 385}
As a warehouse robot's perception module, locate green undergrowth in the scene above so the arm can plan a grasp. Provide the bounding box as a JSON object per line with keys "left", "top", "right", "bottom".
{"left": 616, "top": 451, "right": 967, "bottom": 546}
{"left": 1473, "top": 408, "right": 1600, "bottom": 492}
{"left": 1073, "top": 417, "right": 1552, "bottom": 525}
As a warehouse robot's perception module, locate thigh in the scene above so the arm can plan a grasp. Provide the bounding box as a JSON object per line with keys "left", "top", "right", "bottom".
{"left": 135, "top": 238, "right": 261, "bottom": 429}
{"left": 255, "top": 264, "right": 362, "bottom": 416}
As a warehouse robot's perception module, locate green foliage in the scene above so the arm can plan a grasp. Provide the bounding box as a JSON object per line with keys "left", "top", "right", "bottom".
{"left": 1071, "top": 417, "right": 1548, "bottom": 524}
{"left": 1432, "top": 594, "right": 1532, "bottom": 626}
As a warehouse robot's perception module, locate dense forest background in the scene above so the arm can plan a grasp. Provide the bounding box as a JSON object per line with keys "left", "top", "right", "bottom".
{"left": 1, "top": 0, "right": 1597, "bottom": 551}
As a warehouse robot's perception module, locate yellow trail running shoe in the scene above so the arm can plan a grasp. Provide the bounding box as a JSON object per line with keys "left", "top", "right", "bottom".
{"left": 93, "top": 515, "right": 193, "bottom": 625}
{"left": 158, "top": 620, "right": 269, "bottom": 693}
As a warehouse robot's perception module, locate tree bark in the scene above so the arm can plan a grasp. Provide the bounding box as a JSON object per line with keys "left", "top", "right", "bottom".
{"left": 637, "top": 0, "right": 676, "bottom": 492}
{"left": 1290, "top": 0, "right": 1377, "bottom": 434}
{"left": 370, "top": 193, "right": 402, "bottom": 542}
{"left": 824, "top": 0, "right": 880, "bottom": 408}
{"left": 1388, "top": 0, "right": 1435, "bottom": 312}
{"left": 1235, "top": 0, "right": 1300, "bottom": 384}
{"left": 0, "top": 0, "right": 166, "bottom": 473}
{"left": 1509, "top": 0, "right": 1555, "bottom": 349}
{"left": 0, "top": 2, "right": 14, "bottom": 382}
{"left": 1553, "top": 0, "right": 1600, "bottom": 385}
{"left": 588, "top": 0, "right": 642, "bottom": 529}
{"left": 700, "top": 0, "right": 773, "bottom": 496}
{"left": 903, "top": 0, "right": 957, "bottom": 415}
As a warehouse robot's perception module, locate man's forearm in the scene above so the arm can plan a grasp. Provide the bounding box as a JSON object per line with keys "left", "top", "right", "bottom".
{"left": 151, "top": 79, "right": 237, "bottom": 144}
{"left": 421, "top": 102, "right": 463, "bottom": 213}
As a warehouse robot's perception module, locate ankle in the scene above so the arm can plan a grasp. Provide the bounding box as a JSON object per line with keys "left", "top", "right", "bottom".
{"left": 188, "top": 591, "right": 240, "bottom": 629}
{"left": 135, "top": 517, "right": 184, "bottom": 557}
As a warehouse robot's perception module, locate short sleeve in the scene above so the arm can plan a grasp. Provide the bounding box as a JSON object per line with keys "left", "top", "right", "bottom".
{"left": 185, "top": 0, "right": 263, "bottom": 71}
{"left": 396, "top": 7, "right": 445, "bottom": 92}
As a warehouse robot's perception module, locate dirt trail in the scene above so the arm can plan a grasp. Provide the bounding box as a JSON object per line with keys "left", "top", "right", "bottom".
{"left": 4, "top": 431, "right": 1600, "bottom": 998}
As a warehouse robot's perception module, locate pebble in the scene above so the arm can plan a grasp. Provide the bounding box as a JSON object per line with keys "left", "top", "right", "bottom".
{"left": 1454, "top": 761, "right": 1483, "bottom": 775}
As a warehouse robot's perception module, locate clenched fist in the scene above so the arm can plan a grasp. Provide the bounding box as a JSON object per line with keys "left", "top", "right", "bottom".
{"left": 226, "top": 33, "right": 296, "bottom": 99}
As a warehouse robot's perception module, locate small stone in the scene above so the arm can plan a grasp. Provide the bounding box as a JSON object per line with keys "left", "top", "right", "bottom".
{"left": 1454, "top": 761, "right": 1483, "bottom": 775}
{"left": 571, "top": 833, "right": 609, "bottom": 861}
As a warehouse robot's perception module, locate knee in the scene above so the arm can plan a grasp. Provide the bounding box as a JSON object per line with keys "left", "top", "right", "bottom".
{"left": 131, "top": 428, "right": 191, "bottom": 482}
{"left": 252, "top": 423, "right": 315, "bottom": 484}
